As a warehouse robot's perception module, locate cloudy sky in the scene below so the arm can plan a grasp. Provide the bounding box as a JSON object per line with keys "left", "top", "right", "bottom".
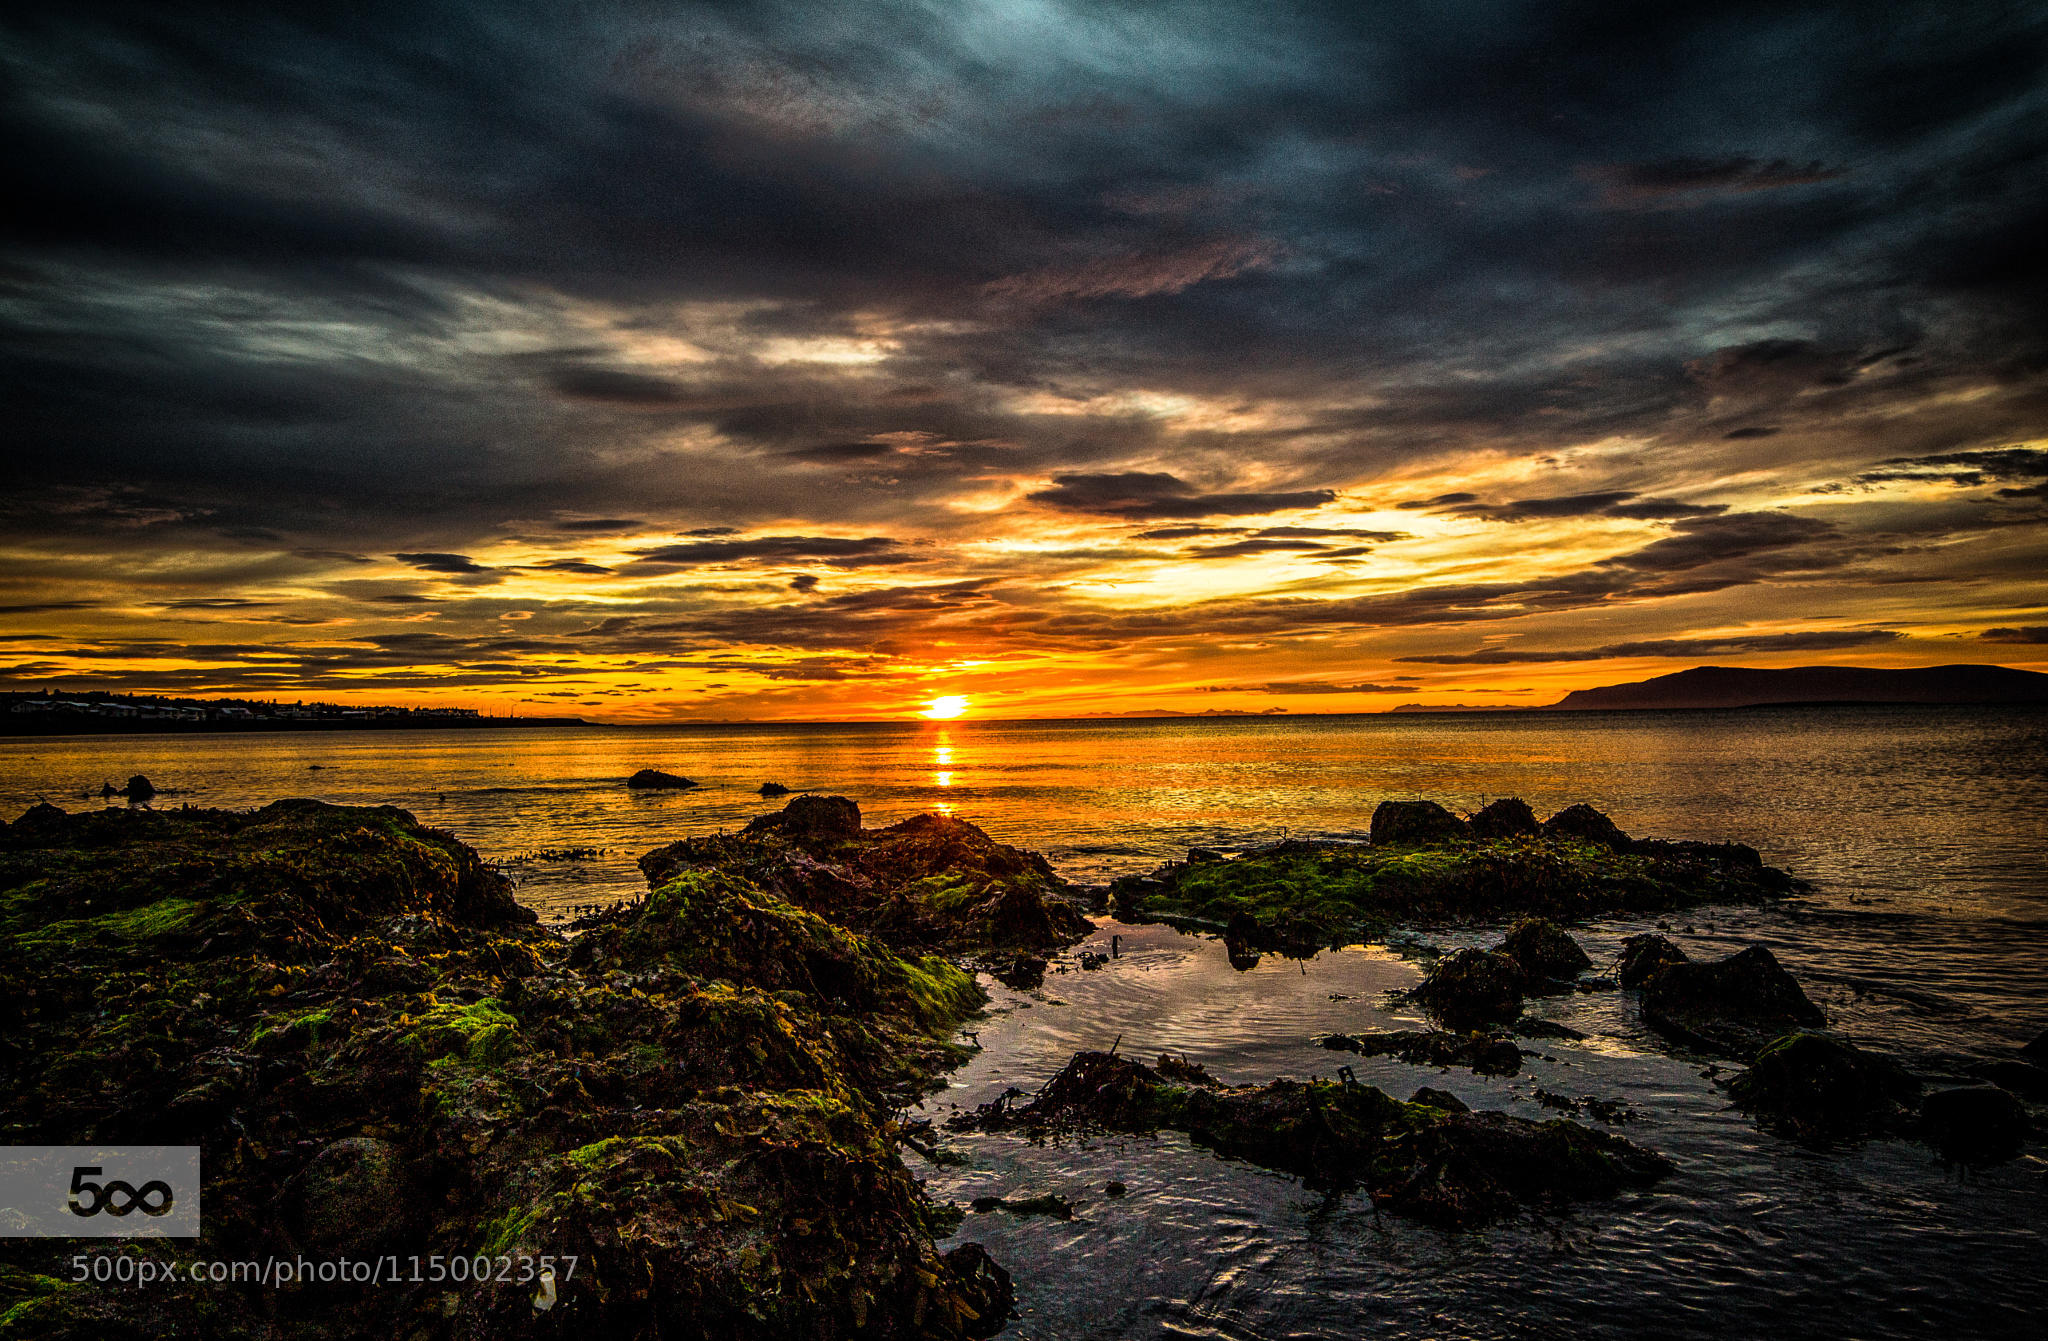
{"left": 2, "top": 1, "right": 2044, "bottom": 720}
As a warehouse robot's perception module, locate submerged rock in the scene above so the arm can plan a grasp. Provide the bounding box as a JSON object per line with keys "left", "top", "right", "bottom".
{"left": 952, "top": 1051, "right": 1669, "bottom": 1228}
{"left": 1319, "top": 1028, "right": 1522, "bottom": 1076}
{"left": 626, "top": 767, "right": 697, "bottom": 789}
{"left": 1411, "top": 948, "right": 1525, "bottom": 1032}
{"left": 1542, "top": 803, "right": 1630, "bottom": 848}
{"left": 1512, "top": 1016, "right": 1587, "bottom": 1041}
{"left": 1969, "top": 1058, "right": 2048, "bottom": 1101}
{"left": 1616, "top": 933, "right": 1689, "bottom": 990}
{"left": 1727, "top": 1032, "right": 1920, "bottom": 1143}
{"left": 1639, "top": 946, "right": 1826, "bottom": 1059}
{"left": 1498, "top": 917, "right": 1593, "bottom": 987}
{"left": 1918, "top": 1086, "right": 2030, "bottom": 1165}
{"left": 1468, "top": 797, "right": 1539, "bottom": 838}
{"left": 1371, "top": 799, "right": 1470, "bottom": 845}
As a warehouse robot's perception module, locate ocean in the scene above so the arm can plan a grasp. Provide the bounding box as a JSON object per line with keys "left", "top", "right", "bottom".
{"left": 4, "top": 705, "right": 2043, "bottom": 1337}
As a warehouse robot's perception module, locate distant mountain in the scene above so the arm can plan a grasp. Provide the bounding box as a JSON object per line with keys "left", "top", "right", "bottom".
{"left": 1550, "top": 663, "right": 2048, "bottom": 711}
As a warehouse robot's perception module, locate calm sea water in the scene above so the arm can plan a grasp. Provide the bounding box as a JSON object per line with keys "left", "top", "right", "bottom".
{"left": 4, "top": 706, "right": 2044, "bottom": 1337}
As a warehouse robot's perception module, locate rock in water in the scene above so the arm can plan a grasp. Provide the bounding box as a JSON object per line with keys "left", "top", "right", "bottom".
{"left": 1370, "top": 799, "right": 1470, "bottom": 845}
{"left": 1468, "top": 797, "right": 1539, "bottom": 838}
{"left": 1616, "top": 933, "right": 1689, "bottom": 989}
{"left": 944, "top": 1243, "right": 1014, "bottom": 1335}
{"left": 1541, "top": 803, "right": 1630, "bottom": 848}
{"left": 625, "top": 768, "right": 697, "bottom": 789}
{"left": 758, "top": 781, "right": 792, "bottom": 797}
{"left": 1727, "top": 1032, "right": 1920, "bottom": 1142}
{"left": 2020, "top": 1029, "right": 2048, "bottom": 1065}
{"left": 1411, "top": 948, "right": 1525, "bottom": 1032}
{"left": 122, "top": 774, "right": 156, "bottom": 800}
{"left": 950, "top": 1050, "right": 1669, "bottom": 1228}
{"left": 1639, "top": 945, "right": 1825, "bottom": 1059}
{"left": 1499, "top": 917, "right": 1592, "bottom": 985}
{"left": 1918, "top": 1086, "right": 2030, "bottom": 1164}
{"left": 745, "top": 792, "right": 863, "bottom": 837}
{"left": 1410, "top": 1086, "right": 1470, "bottom": 1113}
{"left": 1319, "top": 1028, "right": 1522, "bottom": 1076}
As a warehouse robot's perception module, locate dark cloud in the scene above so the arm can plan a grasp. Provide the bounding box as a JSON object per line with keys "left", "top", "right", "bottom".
{"left": 627, "top": 535, "right": 916, "bottom": 568}
{"left": 394, "top": 552, "right": 492, "bottom": 575}
{"left": 1980, "top": 626, "right": 2048, "bottom": 644}
{"left": 1029, "top": 472, "right": 1336, "bottom": 518}
{"left": 1589, "top": 156, "right": 1846, "bottom": 208}
{"left": 528, "top": 559, "right": 614, "bottom": 574}
{"left": 1397, "top": 629, "right": 1902, "bottom": 665}
{"left": 1438, "top": 491, "right": 1726, "bottom": 522}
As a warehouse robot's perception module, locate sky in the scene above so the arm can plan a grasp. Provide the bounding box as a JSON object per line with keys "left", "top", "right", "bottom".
{"left": 2, "top": 0, "right": 2044, "bottom": 722}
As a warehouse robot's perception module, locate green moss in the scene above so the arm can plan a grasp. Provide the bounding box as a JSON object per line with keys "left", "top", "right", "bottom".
{"left": 402, "top": 996, "right": 521, "bottom": 1067}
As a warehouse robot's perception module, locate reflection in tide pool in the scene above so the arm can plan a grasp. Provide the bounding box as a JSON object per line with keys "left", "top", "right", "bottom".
{"left": 3, "top": 705, "right": 2044, "bottom": 1336}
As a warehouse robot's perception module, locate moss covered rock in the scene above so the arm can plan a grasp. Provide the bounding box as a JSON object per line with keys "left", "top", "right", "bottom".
{"left": 1727, "top": 1032, "right": 1920, "bottom": 1143}
{"left": 1107, "top": 804, "right": 1796, "bottom": 951}
{"left": 0, "top": 800, "right": 1007, "bottom": 1341}
{"left": 1411, "top": 949, "right": 1526, "bottom": 1032}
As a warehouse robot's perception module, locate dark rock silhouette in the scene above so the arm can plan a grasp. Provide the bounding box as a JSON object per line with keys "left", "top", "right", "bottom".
{"left": 758, "top": 782, "right": 791, "bottom": 797}
{"left": 745, "top": 793, "right": 862, "bottom": 838}
{"left": 1617, "top": 933, "right": 1689, "bottom": 989}
{"left": 1639, "top": 946, "right": 1826, "bottom": 1059}
{"left": 1410, "top": 1087, "right": 1470, "bottom": 1113}
{"left": 1319, "top": 1028, "right": 1522, "bottom": 1076}
{"left": 1370, "top": 799, "right": 1469, "bottom": 845}
{"left": 1411, "top": 948, "right": 1525, "bottom": 1032}
{"left": 625, "top": 768, "right": 697, "bottom": 789}
{"left": 1727, "top": 1032, "right": 1920, "bottom": 1143}
{"left": 1498, "top": 918, "right": 1592, "bottom": 986}
{"left": 123, "top": 774, "right": 156, "bottom": 800}
{"left": 1918, "top": 1085, "right": 2029, "bottom": 1164}
{"left": 1542, "top": 803, "right": 1628, "bottom": 848}
{"left": 1468, "top": 797, "right": 1539, "bottom": 838}
{"left": 2020, "top": 1029, "right": 2048, "bottom": 1065}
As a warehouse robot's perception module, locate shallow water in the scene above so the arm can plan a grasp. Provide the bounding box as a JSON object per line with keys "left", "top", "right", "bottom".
{"left": 3, "top": 705, "right": 2044, "bottom": 1335}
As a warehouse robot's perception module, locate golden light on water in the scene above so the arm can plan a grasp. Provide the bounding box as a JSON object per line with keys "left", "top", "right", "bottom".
{"left": 921, "top": 695, "right": 970, "bottom": 719}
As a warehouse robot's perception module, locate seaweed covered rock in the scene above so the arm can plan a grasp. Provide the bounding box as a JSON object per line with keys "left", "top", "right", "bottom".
{"left": 1727, "top": 1032, "right": 1920, "bottom": 1143}
{"left": 952, "top": 1051, "right": 1669, "bottom": 1228}
{"left": 1319, "top": 1029, "right": 1522, "bottom": 1076}
{"left": 1468, "top": 797, "right": 1539, "bottom": 838}
{"left": 626, "top": 768, "right": 698, "bottom": 789}
{"left": 641, "top": 797, "right": 1091, "bottom": 957}
{"left": 1107, "top": 804, "right": 1796, "bottom": 949}
{"left": 1542, "top": 803, "right": 1630, "bottom": 848}
{"left": 1918, "top": 1086, "right": 2029, "bottom": 1165}
{"left": 1639, "top": 946, "right": 1825, "bottom": 1059}
{"left": 1371, "top": 800, "right": 1470, "bottom": 845}
{"left": 1498, "top": 918, "right": 1592, "bottom": 988}
{"left": 1617, "top": 933, "right": 1689, "bottom": 989}
{"left": 1411, "top": 949, "right": 1525, "bottom": 1032}
{"left": 0, "top": 801, "right": 1007, "bottom": 1341}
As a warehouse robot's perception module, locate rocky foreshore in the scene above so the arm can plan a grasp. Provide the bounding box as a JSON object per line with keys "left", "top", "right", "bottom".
{"left": 0, "top": 796, "right": 1086, "bottom": 1339}
{"left": 1, "top": 793, "right": 2037, "bottom": 1338}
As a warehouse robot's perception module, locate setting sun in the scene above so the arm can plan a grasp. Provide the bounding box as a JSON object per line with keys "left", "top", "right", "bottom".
{"left": 921, "top": 695, "right": 970, "bottom": 719}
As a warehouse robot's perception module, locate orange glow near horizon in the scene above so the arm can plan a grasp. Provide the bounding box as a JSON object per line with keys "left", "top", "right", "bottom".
{"left": 921, "top": 695, "right": 970, "bottom": 719}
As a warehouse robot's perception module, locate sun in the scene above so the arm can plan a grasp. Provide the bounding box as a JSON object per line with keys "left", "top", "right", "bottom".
{"left": 921, "top": 695, "right": 970, "bottom": 720}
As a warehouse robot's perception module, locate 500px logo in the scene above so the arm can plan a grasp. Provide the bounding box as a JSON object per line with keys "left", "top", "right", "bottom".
{"left": 1, "top": 1147, "right": 199, "bottom": 1238}
{"left": 68, "top": 1167, "right": 176, "bottom": 1219}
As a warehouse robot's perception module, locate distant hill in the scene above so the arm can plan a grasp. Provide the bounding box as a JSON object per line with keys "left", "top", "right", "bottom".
{"left": 1550, "top": 664, "right": 2048, "bottom": 711}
